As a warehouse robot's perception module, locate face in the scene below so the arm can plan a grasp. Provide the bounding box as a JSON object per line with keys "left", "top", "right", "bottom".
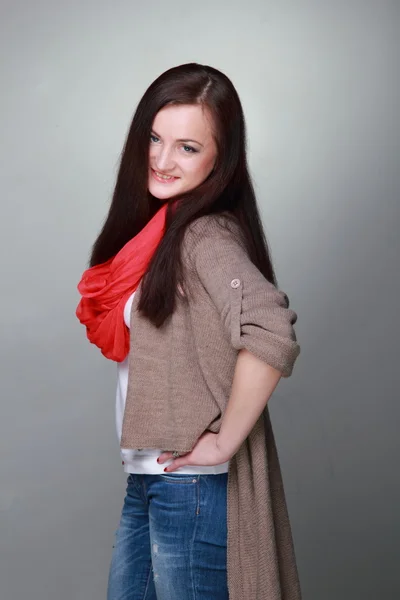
{"left": 148, "top": 104, "right": 218, "bottom": 201}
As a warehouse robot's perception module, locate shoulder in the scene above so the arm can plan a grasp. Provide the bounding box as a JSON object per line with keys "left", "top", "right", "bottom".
{"left": 182, "top": 212, "right": 247, "bottom": 264}
{"left": 185, "top": 211, "right": 242, "bottom": 237}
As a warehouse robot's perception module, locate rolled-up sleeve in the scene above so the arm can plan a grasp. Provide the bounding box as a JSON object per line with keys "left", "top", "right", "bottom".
{"left": 185, "top": 216, "right": 300, "bottom": 377}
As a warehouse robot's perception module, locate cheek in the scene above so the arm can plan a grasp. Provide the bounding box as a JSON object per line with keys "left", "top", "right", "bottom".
{"left": 186, "top": 156, "right": 214, "bottom": 180}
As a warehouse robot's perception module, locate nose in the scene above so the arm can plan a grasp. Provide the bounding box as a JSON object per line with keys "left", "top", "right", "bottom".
{"left": 153, "top": 145, "right": 175, "bottom": 173}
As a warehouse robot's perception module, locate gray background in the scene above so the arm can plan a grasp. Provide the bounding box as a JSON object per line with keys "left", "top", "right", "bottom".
{"left": 1, "top": 1, "right": 399, "bottom": 599}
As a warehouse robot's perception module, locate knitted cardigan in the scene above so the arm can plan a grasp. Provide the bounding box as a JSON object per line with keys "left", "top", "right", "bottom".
{"left": 121, "top": 214, "right": 302, "bottom": 600}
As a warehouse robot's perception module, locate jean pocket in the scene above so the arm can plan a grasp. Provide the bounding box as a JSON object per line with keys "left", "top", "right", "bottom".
{"left": 159, "top": 473, "right": 199, "bottom": 484}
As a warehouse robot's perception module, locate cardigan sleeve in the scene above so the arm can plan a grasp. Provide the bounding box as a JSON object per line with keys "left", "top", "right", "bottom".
{"left": 184, "top": 215, "right": 300, "bottom": 377}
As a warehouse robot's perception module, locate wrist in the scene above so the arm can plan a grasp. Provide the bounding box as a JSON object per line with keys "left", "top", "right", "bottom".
{"left": 216, "top": 434, "right": 237, "bottom": 461}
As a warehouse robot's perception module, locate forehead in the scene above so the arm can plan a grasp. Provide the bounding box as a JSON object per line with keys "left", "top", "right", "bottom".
{"left": 152, "top": 104, "right": 214, "bottom": 142}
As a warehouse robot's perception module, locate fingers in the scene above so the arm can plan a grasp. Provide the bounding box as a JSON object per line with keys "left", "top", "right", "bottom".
{"left": 157, "top": 451, "right": 173, "bottom": 464}
{"left": 163, "top": 457, "right": 187, "bottom": 472}
{"left": 157, "top": 451, "right": 189, "bottom": 472}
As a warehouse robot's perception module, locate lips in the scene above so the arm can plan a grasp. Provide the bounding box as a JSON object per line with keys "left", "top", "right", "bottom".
{"left": 153, "top": 168, "right": 175, "bottom": 177}
{"left": 151, "top": 168, "right": 179, "bottom": 183}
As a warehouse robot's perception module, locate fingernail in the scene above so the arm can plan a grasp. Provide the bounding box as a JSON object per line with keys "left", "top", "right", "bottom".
{"left": 164, "top": 467, "right": 167, "bottom": 472}
{"left": 157, "top": 458, "right": 160, "bottom": 463}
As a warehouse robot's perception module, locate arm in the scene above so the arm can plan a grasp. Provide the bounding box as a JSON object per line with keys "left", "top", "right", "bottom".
{"left": 216, "top": 348, "right": 282, "bottom": 458}
{"left": 188, "top": 216, "right": 299, "bottom": 454}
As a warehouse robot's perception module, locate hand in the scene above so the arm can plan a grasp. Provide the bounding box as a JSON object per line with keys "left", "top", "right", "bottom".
{"left": 157, "top": 431, "right": 232, "bottom": 473}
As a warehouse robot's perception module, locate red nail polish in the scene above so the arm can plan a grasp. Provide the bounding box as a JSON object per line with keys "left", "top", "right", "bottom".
{"left": 157, "top": 458, "right": 160, "bottom": 463}
{"left": 164, "top": 467, "right": 167, "bottom": 472}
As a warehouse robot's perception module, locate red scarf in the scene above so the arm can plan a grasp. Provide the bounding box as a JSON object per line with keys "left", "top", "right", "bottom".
{"left": 76, "top": 204, "right": 168, "bottom": 362}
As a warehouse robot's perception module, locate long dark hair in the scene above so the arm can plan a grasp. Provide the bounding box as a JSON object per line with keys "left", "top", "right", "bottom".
{"left": 90, "top": 63, "right": 277, "bottom": 327}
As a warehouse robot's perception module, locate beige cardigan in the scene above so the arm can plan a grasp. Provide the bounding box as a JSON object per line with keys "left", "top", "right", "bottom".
{"left": 121, "top": 214, "right": 302, "bottom": 600}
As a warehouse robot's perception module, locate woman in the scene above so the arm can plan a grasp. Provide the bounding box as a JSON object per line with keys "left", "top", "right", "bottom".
{"left": 76, "top": 63, "right": 301, "bottom": 600}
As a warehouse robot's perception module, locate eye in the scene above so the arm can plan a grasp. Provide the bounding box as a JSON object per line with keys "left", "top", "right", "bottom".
{"left": 150, "top": 134, "right": 159, "bottom": 143}
{"left": 182, "top": 144, "right": 197, "bottom": 153}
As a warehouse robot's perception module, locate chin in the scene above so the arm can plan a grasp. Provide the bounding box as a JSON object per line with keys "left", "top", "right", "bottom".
{"left": 149, "top": 187, "right": 178, "bottom": 202}
{"left": 148, "top": 178, "right": 185, "bottom": 200}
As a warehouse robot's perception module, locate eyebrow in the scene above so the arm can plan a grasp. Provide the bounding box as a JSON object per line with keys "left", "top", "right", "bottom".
{"left": 151, "top": 129, "right": 204, "bottom": 148}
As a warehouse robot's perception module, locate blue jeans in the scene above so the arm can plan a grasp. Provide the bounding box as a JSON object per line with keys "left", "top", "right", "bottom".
{"left": 107, "top": 472, "right": 229, "bottom": 600}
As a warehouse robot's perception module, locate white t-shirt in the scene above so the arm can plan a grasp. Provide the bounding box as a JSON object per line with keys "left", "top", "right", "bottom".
{"left": 115, "top": 291, "right": 230, "bottom": 475}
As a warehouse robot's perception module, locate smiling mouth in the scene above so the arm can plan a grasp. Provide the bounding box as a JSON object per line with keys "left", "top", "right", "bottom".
{"left": 151, "top": 168, "right": 178, "bottom": 180}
